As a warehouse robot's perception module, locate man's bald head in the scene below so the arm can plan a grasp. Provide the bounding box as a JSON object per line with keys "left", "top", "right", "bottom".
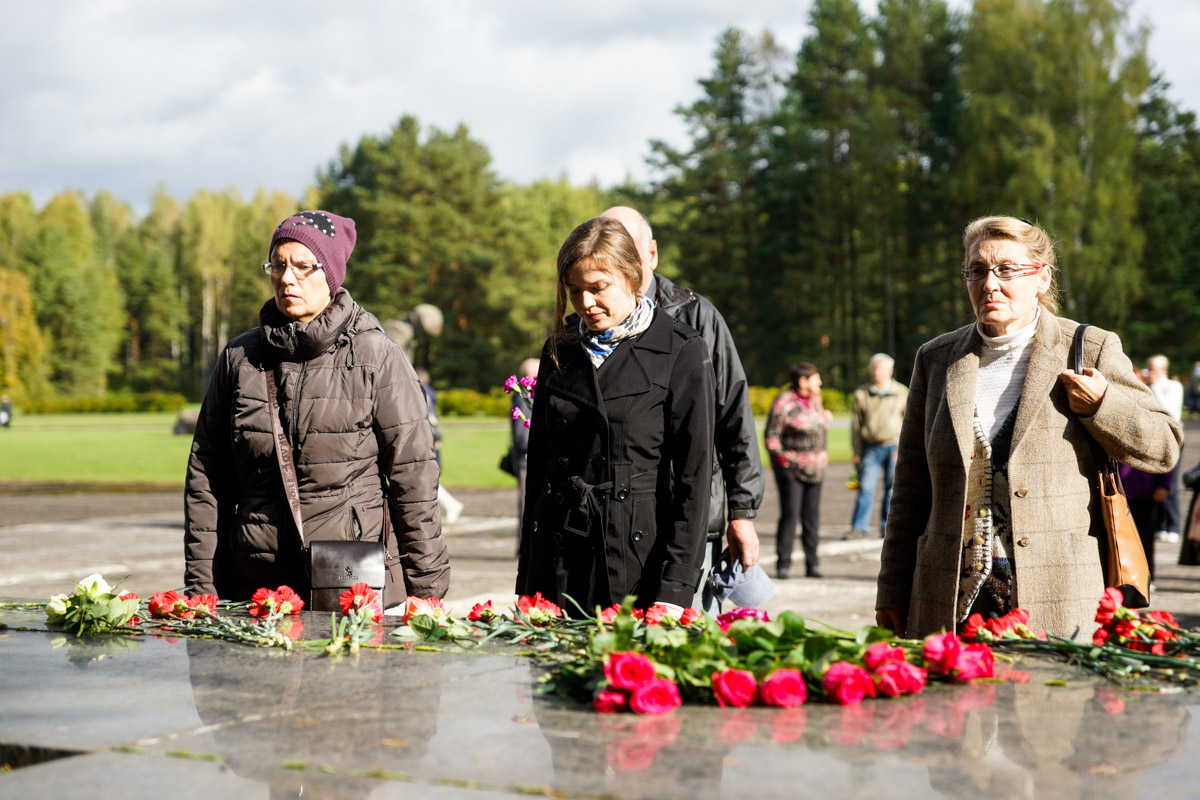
{"left": 601, "top": 206, "right": 657, "bottom": 293}
{"left": 518, "top": 358, "right": 540, "bottom": 378}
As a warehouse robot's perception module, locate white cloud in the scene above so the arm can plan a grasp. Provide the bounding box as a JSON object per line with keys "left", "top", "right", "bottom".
{"left": 0, "top": 0, "right": 1193, "bottom": 214}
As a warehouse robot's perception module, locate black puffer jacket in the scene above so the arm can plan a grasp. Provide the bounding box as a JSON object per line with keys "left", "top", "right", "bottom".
{"left": 184, "top": 290, "right": 449, "bottom": 599}
{"left": 654, "top": 274, "right": 764, "bottom": 535}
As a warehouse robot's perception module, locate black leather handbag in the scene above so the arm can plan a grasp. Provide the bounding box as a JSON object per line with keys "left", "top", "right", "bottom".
{"left": 308, "top": 539, "right": 386, "bottom": 613}
{"left": 265, "top": 368, "right": 387, "bottom": 612}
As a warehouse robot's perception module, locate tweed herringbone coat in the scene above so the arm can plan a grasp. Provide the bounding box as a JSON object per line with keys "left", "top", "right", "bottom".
{"left": 876, "top": 313, "right": 1182, "bottom": 640}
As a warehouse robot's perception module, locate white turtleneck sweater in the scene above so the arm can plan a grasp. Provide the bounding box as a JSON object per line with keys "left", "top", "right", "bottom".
{"left": 975, "top": 311, "right": 1039, "bottom": 441}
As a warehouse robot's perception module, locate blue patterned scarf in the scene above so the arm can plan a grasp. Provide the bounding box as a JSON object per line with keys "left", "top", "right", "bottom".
{"left": 578, "top": 294, "right": 655, "bottom": 369}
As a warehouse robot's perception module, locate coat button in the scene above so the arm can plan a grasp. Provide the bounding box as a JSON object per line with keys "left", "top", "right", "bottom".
{"left": 632, "top": 530, "right": 644, "bottom": 542}
{"left": 616, "top": 488, "right": 629, "bottom": 501}
{"left": 552, "top": 531, "right": 562, "bottom": 543}
{"left": 1015, "top": 487, "right": 1029, "bottom": 498}
{"left": 555, "top": 492, "right": 564, "bottom": 504}
{"left": 1017, "top": 537, "right": 1031, "bottom": 547}
{"left": 545, "top": 483, "right": 552, "bottom": 494}
{"left": 532, "top": 522, "right": 538, "bottom": 533}
{"left": 555, "top": 417, "right": 567, "bottom": 430}
{"left": 558, "top": 457, "right": 569, "bottom": 467}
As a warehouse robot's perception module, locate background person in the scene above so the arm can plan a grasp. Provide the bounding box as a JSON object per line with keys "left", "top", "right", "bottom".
{"left": 515, "top": 217, "right": 714, "bottom": 614}
{"left": 764, "top": 362, "right": 831, "bottom": 579}
{"left": 847, "top": 353, "right": 907, "bottom": 539}
{"left": 184, "top": 210, "right": 450, "bottom": 603}
{"left": 512, "top": 356, "right": 539, "bottom": 556}
{"left": 601, "top": 206, "right": 764, "bottom": 611}
{"left": 417, "top": 367, "right": 464, "bottom": 525}
{"left": 1146, "top": 354, "right": 1184, "bottom": 544}
{"left": 875, "top": 215, "right": 1181, "bottom": 639}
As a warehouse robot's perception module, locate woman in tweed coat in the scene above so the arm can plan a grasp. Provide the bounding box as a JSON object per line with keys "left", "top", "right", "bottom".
{"left": 876, "top": 216, "right": 1181, "bottom": 640}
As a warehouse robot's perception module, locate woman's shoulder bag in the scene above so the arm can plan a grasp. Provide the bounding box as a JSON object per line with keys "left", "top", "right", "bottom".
{"left": 264, "top": 367, "right": 387, "bottom": 612}
{"left": 1074, "top": 324, "right": 1151, "bottom": 609}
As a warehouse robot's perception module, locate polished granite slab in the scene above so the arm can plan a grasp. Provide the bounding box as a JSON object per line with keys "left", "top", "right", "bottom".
{"left": 1, "top": 606, "right": 1197, "bottom": 799}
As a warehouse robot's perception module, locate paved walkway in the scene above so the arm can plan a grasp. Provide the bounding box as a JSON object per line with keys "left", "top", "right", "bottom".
{"left": 5, "top": 433, "right": 1200, "bottom": 629}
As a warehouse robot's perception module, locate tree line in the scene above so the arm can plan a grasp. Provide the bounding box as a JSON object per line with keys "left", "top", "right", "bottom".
{"left": 1, "top": 0, "right": 1197, "bottom": 406}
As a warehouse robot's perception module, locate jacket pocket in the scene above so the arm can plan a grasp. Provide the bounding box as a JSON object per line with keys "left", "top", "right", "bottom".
{"left": 629, "top": 496, "right": 657, "bottom": 568}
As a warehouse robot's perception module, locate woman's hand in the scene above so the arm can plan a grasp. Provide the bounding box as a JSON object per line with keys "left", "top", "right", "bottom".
{"left": 1058, "top": 367, "right": 1108, "bottom": 416}
{"left": 875, "top": 607, "right": 906, "bottom": 637}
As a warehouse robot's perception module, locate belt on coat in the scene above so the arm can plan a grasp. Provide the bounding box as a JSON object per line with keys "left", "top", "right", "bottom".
{"left": 556, "top": 468, "right": 657, "bottom": 538}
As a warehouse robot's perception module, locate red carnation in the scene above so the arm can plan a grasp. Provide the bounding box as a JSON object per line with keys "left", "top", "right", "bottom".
{"left": 1095, "top": 587, "right": 1125, "bottom": 625}
{"left": 187, "top": 594, "right": 219, "bottom": 616}
{"left": 148, "top": 590, "right": 181, "bottom": 619}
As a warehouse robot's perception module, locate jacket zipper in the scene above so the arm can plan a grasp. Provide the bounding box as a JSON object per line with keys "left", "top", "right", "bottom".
{"left": 286, "top": 323, "right": 307, "bottom": 446}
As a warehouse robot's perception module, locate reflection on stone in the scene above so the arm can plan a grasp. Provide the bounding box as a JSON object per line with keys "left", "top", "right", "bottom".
{"left": 48, "top": 631, "right": 141, "bottom": 669}
{"left": 186, "top": 638, "right": 443, "bottom": 799}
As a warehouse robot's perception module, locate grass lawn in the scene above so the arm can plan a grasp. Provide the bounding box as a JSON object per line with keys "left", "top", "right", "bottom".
{"left": 0, "top": 412, "right": 851, "bottom": 488}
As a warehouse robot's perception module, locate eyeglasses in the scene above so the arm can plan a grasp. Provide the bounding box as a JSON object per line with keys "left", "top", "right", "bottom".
{"left": 961, "top": 263, "right": 1044, "bottom": 282}
{"left": 262, "top": 262, "right": 324, "bottom": 279}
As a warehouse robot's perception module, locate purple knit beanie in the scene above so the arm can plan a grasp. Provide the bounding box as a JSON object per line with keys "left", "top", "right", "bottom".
{"left": 269, "top": 210, "right": 357, "bottom": 295}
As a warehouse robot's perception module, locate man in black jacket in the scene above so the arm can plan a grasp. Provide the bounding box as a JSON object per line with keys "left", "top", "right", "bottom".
{"left": 601, "top": 207, "right": 764, "bottom": 610}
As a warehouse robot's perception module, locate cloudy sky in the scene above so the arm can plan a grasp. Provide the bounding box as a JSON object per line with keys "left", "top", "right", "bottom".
{"left": 2, "top": 1, "right": 1195, "bottom": 214}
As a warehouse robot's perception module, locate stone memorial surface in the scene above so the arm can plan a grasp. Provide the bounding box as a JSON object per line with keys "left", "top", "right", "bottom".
{"left": 2, "top": 605, "right": 1198, "bottom": 799}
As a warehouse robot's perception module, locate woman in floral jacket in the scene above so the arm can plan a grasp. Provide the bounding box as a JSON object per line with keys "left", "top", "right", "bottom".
{"left": 764, "top": 362, "right": 831, "bottom": 579}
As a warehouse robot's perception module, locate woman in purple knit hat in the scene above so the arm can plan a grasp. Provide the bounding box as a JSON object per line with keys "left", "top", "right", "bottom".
{"left": 183, "top": 211, "right": 450, "bottom": 606}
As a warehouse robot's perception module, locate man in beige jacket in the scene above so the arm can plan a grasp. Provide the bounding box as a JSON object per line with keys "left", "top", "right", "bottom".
{"left": 847, "top": 354, "right": 908, "bottom": 538}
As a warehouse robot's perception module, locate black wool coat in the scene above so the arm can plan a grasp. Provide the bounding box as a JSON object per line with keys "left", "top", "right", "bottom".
{"left": 515, "top": 308, "right": 715, "bottom": 612}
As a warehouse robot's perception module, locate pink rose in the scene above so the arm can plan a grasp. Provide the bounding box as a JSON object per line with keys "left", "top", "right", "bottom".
{"left": 922, "top": 631, "right": 962, "bottom": 675}
{"left": 822, "top": 661, "right": 876, "bottom": 706}
{"left": 863, "top": 642, "right": 906, "bottom": 671}
{"left": 605, "top": 651, "right": 657, "bottom": 691}
{"left": 952, "top": 643, "right": 994, "bottom": 682}
{"left": 594, "top": 688, "right": 628, "bottom": 714}
{"left": 873, "top": 660, "right": 928, "bottom": 697}
{"left": 629, "top": 678, "right": 682, "bottom": 715}
{"left": 758, "top": 669, "right": 807, "bottom": 708}
{"left": 712, "top": 669, "right": 758, "bottom": 708}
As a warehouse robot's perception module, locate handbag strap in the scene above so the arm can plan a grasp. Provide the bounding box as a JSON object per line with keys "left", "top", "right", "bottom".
{"left": 1073, "top": 324, "right": 1124, "bottom": 488}
{"left": 265, "top": 365, "right": 306, "bottom": 543}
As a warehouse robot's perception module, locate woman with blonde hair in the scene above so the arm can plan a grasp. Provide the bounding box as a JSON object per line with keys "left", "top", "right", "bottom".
{"left": 516, "top": 217, "right": 714, "bottom": 614}
{"left": 875, "top": 215, "right": 1181, "bottom": 639}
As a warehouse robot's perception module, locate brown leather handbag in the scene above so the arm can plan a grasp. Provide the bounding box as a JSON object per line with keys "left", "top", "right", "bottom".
{"left": 1074, "top": 325, "right": 1151, "bottom": 609}
{"left": 265, "top": 367, "right": 387, "bottom": 612}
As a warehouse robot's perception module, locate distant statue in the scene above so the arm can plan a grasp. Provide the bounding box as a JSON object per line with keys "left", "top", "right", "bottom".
{"left": 383, "top": 303, "right": 444, "bottom": 369}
